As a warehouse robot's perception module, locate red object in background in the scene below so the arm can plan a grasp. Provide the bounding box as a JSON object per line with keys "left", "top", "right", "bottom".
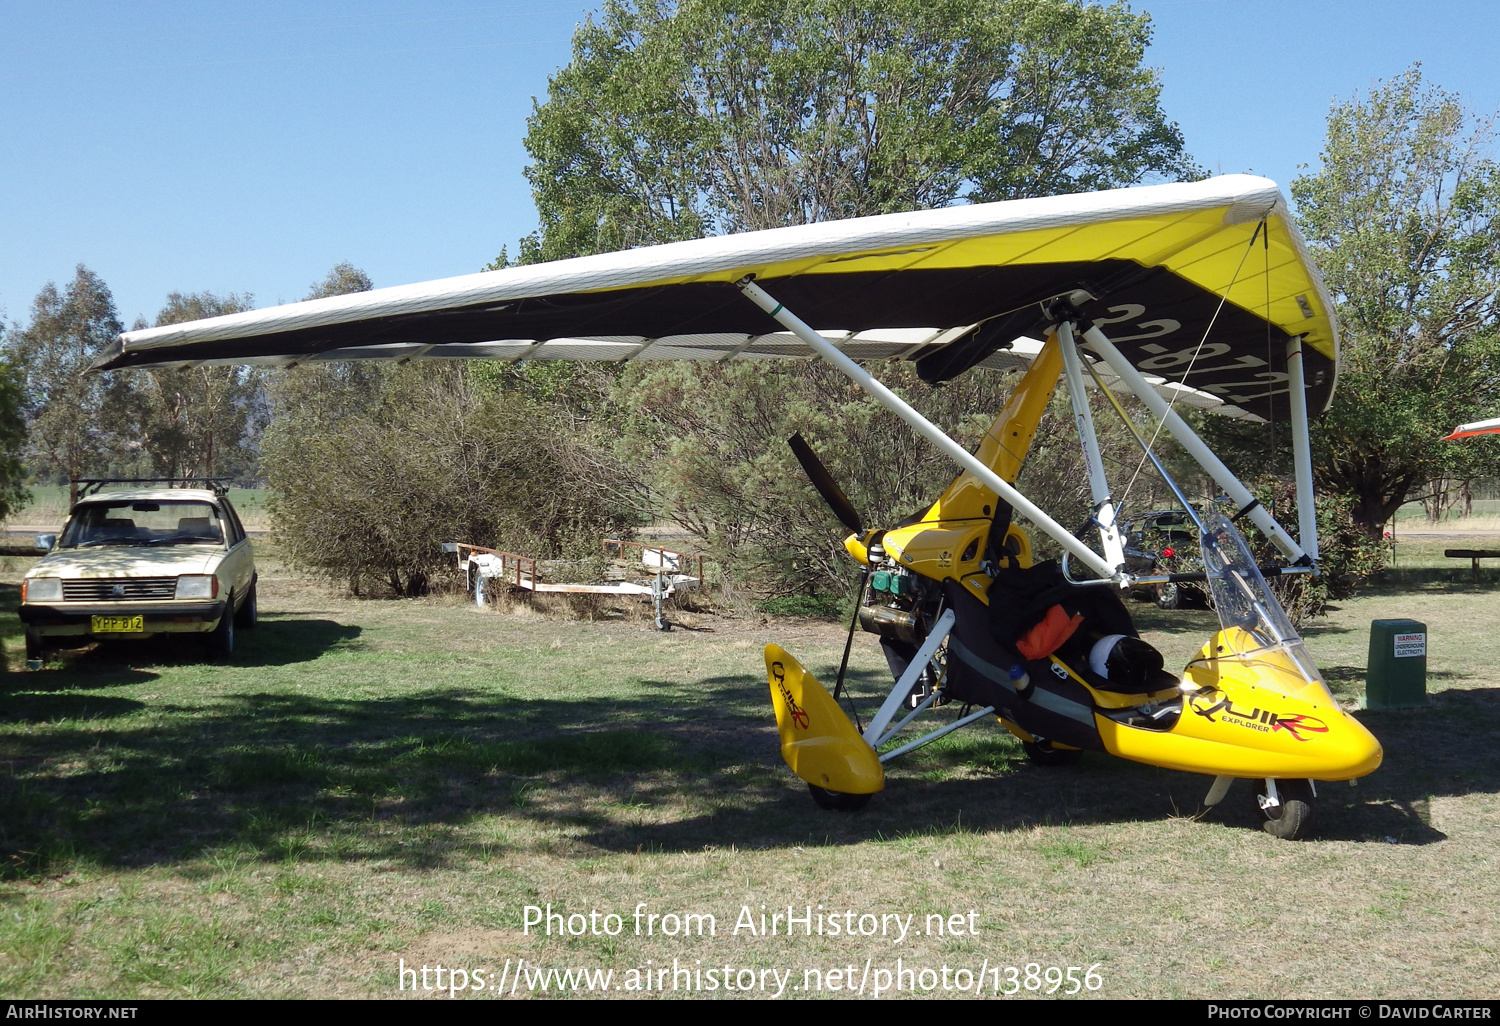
{"left": 1162, "top": 547, "right": 1175, "bottom": 558}
{"left": 1443, "top": 417, "right": 1500, "bottom": 441}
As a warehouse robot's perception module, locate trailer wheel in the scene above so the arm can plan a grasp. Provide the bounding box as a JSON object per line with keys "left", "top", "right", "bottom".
{"left": 471, "top": 565, "right": 488, "bottom": 608}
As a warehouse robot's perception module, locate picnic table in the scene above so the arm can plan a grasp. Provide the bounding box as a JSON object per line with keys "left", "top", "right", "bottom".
{"left": 1445, "top": 549, "right": 1500, "bottom": 582}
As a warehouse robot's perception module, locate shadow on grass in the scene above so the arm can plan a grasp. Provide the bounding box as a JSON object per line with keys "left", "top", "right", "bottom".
{"left": 1316, "top": 665, "right": 1467, "bottom": 705}
{"left": 1363, "top": 568, "right": 1500, "bottom": 594}
{"left": 1, "top": 693, "right": 149, "bottom": 724}
{"left": 4, "top": 647, "right": 1494, "bottom": 875}
{"left": 6, "top": 616, "right": 362, "bottom": 681}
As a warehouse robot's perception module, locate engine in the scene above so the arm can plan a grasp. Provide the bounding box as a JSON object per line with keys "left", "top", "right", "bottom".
{"left": 856, "top": 537, "right": 940, "bottom": 646}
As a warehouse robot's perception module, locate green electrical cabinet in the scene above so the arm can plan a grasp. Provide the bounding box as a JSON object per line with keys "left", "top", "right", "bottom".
{"left": 1366, "top": 619, "right": 1427, "bottom": 709}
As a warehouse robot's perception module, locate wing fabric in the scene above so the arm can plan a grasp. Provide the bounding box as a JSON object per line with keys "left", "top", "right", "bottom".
{"left": 92, "top": 175, "right": 1338, "bottom": 421}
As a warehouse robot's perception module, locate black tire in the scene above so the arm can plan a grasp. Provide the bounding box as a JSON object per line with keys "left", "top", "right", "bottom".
{"left": 210, "top": 598, "right": 235, "bottom": 660}
{"left": 25, "top": 630, "right": 46, "bottom": 663}
{"left": 234, "top": 581, "right": 258, "bottom": 629}
{"left": 1259, "top": 779, "right": 1314, "bottom": 840}
{"left": 1155, "top": 582, "right": 1181, "bottom": 610}
{"left": 1023, "top": 739, "right": 1083, "bottom": 766}
{"left": 808, "top": 784, "right": 873, "bottom": 812}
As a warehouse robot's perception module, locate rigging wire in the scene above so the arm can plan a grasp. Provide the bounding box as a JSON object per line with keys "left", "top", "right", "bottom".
{"left": 1115, "top": 218, "right": 1269, "bottom": 515}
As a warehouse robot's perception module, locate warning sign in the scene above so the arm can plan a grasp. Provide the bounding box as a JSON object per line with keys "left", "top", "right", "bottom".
{"left": 1394, "top": 632, "right": 1426, "bottom": 658}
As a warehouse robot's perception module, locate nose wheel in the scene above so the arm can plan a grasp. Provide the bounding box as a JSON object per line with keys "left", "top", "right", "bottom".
{"left": 808, "top": 783, "right": 872, "bottom": 812}
{"left": 1257, "top": 778, "right": 1315, "bottom": 840}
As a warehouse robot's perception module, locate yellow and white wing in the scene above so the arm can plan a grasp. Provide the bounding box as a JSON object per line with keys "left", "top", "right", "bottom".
{"left": 93, "top": 174, "right": 1336, "bottom": 422}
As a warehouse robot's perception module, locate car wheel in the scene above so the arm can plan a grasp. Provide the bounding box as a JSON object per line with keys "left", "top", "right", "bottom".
{"left": 210, "top": 597, "right": 235, "bottom": 660}
{"left": 235, "top": 581, "right": 258, "bottom": 629}
{"left": 1155, "top": 582, "right": 1181, "bottom": 609}
{"left": 1022, "top": 739, "right": 1083, "bottom": 766}
{"left": 1259, "top": 779, "right": 1314, "bottom": 840}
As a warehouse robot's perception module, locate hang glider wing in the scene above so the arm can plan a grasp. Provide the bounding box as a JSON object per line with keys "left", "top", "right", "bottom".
{"left": 92, "top": 174, "right": 1338, "bottom": 422}
{"left": 1443, "top": 417, "right": 1500, "bottom": 440}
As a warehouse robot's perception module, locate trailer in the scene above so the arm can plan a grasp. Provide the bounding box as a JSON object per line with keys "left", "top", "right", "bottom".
{"left": 441, "top": 539, "right": 705, "bottom": 630}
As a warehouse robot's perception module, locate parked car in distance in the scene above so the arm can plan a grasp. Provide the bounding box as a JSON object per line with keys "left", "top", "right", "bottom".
{"left": 1121, "top": 509, "right": 1202, "bottom": 609}
{"left": 19, "top": 480, "right": 257, "bottom": 663}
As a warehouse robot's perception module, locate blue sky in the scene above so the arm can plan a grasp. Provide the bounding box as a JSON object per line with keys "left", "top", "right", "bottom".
{"left": 2, "top": 0, "right": 1497, "bottom": 329}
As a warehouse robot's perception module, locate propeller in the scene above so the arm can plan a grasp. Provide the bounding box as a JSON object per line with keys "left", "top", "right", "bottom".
{"left": 787, "top": 433, "right": 864, "bottom": 535}
{"left": 787, "top": 432, "right": 867, "bottom": 725}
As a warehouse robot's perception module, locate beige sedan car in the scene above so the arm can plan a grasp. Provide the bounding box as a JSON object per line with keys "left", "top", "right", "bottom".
{"left": 20, "top": 485, "right": 257, "bottom": 663}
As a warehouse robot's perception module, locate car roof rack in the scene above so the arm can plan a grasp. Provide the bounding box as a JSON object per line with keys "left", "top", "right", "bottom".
{"left": 72, "top": 478, "right": 231, "bottom": 498}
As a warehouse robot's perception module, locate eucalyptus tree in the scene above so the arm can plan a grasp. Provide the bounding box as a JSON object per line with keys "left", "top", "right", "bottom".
{"left": 10, "top": 266, "right": 121, "bottom": 504}
{"left": 128, "top": 290, "right": 262, "bottom": 483}
{"left": 520, "top": 0, "right": 1198, "bottom": 591}
{"left": 521, "top": 0, "right": 1196, "bottom": 260}
{"left": 1293, "top": 65, "right": 1500, "bottom": 536}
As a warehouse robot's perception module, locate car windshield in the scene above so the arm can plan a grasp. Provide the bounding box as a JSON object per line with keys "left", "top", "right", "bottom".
{"left": 59, "top": 500, "right": 227, "bottom": 549}
{"left": 1198, "top": 511, "right": 1331, "bottom": 702}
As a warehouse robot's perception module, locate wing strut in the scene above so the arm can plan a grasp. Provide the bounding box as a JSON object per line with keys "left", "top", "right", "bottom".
{"left": 1056, "top": 319, "right": 1126, "bottom": 570}
{"left": 1285, "top": 336, "right": 1321, "bottom": 562}
{"left": 735, "top": 277, "right": 1119, "bottom": 582}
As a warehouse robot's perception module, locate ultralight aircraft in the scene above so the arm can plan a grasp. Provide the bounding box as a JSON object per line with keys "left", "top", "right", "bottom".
{"left": 1444, "top": 418, "right": 1500, "bottom": 441}
{"left": 93, "top": 175, "right": 1382, "bottom": 839}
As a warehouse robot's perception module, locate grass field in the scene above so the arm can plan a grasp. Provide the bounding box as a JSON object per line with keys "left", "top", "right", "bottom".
{"left": 1394, "top": 497, "right": 1500, "bottom": 524}
{"left": 2, "top": 545, "right": 1500, "bottom": 1000}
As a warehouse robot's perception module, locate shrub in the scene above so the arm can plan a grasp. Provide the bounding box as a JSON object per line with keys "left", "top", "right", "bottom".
{"left": 263, "top": 364, "right": 634, "bottom": 596}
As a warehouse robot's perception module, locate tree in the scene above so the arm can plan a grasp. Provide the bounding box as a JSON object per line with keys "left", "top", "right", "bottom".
{"left": 517, "top": 0, "right": 1203, "bottom": 595}
{"left": 263, "top": 264, "right": 634, "bottom": 595}
{"left": 0, "top": 323, "right": 28, "bottom": 521}
{"left": 126, "top": 291, "right": 264, "bottom": 483}
{"left": 10, "top": 266, "right": 122, "bottom": 504}
{"left": 266, "top": 363, "right": 633, "bottom": 596}
{"left": 307, "top": 262, "right": 373, "bottom": 299}
{"left": 260, "top": 264, "right": 385, "bottom": 433}
{"left": 609, "top": 357, "right": 1157, "bottom": 597}
{"left": 1292, "top": 65, "right": 1500, "bottom": 536}
{"left": 522, "top": 0, "right": 1196, "bottom": 260}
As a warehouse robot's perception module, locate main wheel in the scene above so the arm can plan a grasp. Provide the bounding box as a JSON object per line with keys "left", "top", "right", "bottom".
{"left": 1023, "top": 739, "right": 1083, "bottom": 766}
{"left": 1258, "top": 778, "right": 1314, "bottom": 840}
{"left": 808, "top": 784, "right": 872, "bottom": 812}
{"left": 234, "top": 581, "right": 258, "bottom": 629}
{"left": 1155, "top": 582, "right": 1181, "bottom": 609}
{"left": 209, "top": 598, "right": 235, "bottom": 660}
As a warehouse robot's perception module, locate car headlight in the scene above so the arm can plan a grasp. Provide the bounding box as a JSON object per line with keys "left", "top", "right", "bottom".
{"left": 22, "top": 577, "right": 62, "bottom": 602}
{"left": 175, "top": 575, "right": 219, "bottom": 600}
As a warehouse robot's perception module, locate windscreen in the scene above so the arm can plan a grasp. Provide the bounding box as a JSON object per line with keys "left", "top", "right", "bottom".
{"left": 1198, "top": 511, "right": 1331, "bottom": 701}
{"left": 59, "top": 500, "right": 226, "bottom": 549}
